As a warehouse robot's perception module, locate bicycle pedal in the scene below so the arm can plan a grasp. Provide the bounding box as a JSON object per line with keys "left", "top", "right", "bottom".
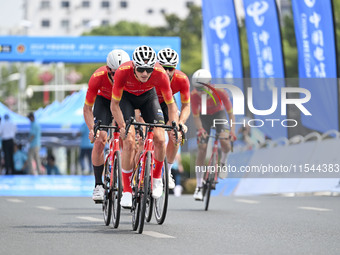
{"left": 95, "top": 200, "right": 103, "bottom": 204}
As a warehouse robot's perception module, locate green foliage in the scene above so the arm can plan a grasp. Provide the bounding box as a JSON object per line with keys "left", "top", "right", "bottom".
{"left": 239, "top": 22, "right": 250, "bottom": 77}
{"left": 0, "top": 64, "right": 18, "bottom": 101}
{"left": 84, "top": 21, "right": 153, "bottom": 36}
{"left": 281, "top": 14, "right": 298, "bottom": 78}
{"left": 332, "top": 0, "right": 340, "bottom": 75}
{"left": 83, "top": 5, "right": 202, "bottom": 76}
{"left": 181, "top": 152, "right": 192, "bottom": 176}
{"left": 68, "top": 63, "right": 102, "bottom": 84}
{"left": 6, "top": 2, "right": 340, "bottom": 111}
{"left": 25, "top": 65, "right": 45, "bottom": 110}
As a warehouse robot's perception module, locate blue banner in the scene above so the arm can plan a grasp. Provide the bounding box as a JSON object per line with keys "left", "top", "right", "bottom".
{"left": 0, "top": 175, "right": 93, "bottom": 197}
{"left": 243, "top": 0, "right": 287, "bottom": 139}
{"left": 292, "top": 0, "right": 338, "bottom": 132}
{"left": 202, "top": 0, "right": 243, "bottom": 80}
{"left": 0, "top": 36, "right": 181, "bottom": 63}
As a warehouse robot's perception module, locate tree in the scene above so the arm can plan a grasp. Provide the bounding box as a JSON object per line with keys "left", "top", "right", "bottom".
{"left": 281, "top": 14, "right": 298, "bottom": 78}
{"left": 82, "top": 5, "right": 203, "bottom": 76}
{"left": 0, "top": 64, "right": 42, "bottom": 111}
{"left": 332, "top": 0, "right": 340, "bottom": 76}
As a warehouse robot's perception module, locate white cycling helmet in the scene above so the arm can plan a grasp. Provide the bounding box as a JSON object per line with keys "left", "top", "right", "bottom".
{"left": 157, "top": 48, "right": 179, "bottom": 67}
{"left": 106, "top": 49, "right": 130, "bottom": 70}
{"left": 132, "top": 45, "right": 157, "bottom": 68}
{"left": 192, "top": 69, "right": 212, "bottom": 88}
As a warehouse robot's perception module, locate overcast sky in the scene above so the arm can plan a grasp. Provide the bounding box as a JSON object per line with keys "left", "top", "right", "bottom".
{"left": 0, "top": 0, "right": 23, "bottom": 34}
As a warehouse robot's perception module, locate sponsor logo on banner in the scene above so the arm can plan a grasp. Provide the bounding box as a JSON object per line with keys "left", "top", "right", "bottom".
{"left": 202, "top": 0, "right": 243, "bottom": 81}
{"left": 209, "top": 16, "right": 231, "bottom": 39}
{"left": 0, "top": 45, "right": 12, "bottom": 53}
{"left": 304, "top": 0, "right": 316, "bottom": 8}
{"left": 244, "top": 0, "right": 286, "bottom": 138}
{"left": 17, "top": 44, "right": 25, "bottom": 53}
{"left": 292, "top": 0, "right": 338, "bottom": 132}
{"left": 246, "top": 1, "right": 269, "bottom": 27}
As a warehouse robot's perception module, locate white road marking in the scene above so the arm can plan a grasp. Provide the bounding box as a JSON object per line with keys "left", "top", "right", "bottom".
{"left": 36, "top": 206, "right": 55, "bottom": 211}
{"left": 7, "top": 198, "right": 24, "bottom": 203}
{"left": 143, "top": 231, "right": 175, "bottom": 239}
{"left": 234, "top": 199, "right": 260, "bottom": 204}
{"left": 298, "top": 206, "right": 332, "bottom": 212}
{"left": 77, "top": 216, "right": 103, "bottom": 222}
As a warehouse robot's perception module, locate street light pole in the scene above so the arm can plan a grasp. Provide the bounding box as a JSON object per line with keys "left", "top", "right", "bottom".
{"left": 18, "top": 63, "right": 27, "bottom": 115}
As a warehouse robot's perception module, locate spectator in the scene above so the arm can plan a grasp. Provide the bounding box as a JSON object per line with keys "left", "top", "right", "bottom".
{"left": 44, "top": 154, "right": 61, "bottom": 175}
{"left": 13, "top": 143, "right": 28, "bottom": 175}
{"left": 0, "top": 114, "right": 16, "bottom": 175}
{"left": 237, "top": 123, "right": 253, "bottom": 150}
{"left": 79, "top": 122, "right": 93, "bottom": 175}
{"left": 27, "top": 112, "right": 42, "bottom": 175}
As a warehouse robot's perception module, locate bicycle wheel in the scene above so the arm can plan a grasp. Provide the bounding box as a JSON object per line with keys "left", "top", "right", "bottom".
{"left": 204, "top": 156, "right": 216, "bottom": 211}
{"left": 154, "top": 157, "right": 169, "bottom": 224}
{"left": 111, "top": 151, "right": 122, "bottom": 228}
{"left": 102, "top": 152, "right": 112, "bottom": 226}
{"left": 145, "top": 176, "right": 153, "bottom": 223}
{"left": 138, "top": 151, "right": 151, "bottom": 234}
{"left": 204, "top": 173, "right": 213, "bottom": 211}
{"left": 131, "top": 163, "right": 141, "bottom": 231}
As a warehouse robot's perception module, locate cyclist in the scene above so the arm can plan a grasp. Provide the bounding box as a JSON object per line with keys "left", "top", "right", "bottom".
{"left": 156, "top": 48, "right": 190, "bottom": 189}
{"left": 110, "top": 45, "right": 178, "bottom": 208}
{"left": 83, "top": 49, "right": 130, "bottom": 203}
{"left": 190, "top": 69, "right": 236, "bottom": 201}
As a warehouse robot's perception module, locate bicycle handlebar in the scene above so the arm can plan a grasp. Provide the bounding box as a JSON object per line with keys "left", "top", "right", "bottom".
{"left": 93, "top": 120, "right": 120, "bottom": 138}
{"left": 125, "top": 116, "right": 179, "bottom": 141}
{"left": 178, "top": 124, "right": 186, "bottom": 146}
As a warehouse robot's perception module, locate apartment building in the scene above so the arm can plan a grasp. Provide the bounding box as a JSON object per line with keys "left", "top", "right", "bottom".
{"left": 2, "top": 0, "right": 292, "bottom": 36}
{"left": 23, "top": 0, "right": 201, "bottom": 36}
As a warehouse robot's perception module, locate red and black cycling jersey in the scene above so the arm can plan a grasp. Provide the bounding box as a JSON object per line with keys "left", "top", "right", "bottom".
{"left": 85, "top": 66, "right": 112, "bottom": 106}
{"left": 112, "top": 61, "right": 174, "bottom": 105}
{"left": 191, "top": 87, "right": 233, "bottom": 116}
{"left": 156, "top": 69, "right": 190, "bottom": 104}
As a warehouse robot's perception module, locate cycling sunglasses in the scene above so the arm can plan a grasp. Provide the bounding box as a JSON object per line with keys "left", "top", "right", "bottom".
{"left": 162, "top": 66, "right": 175, "bottom": 71}
{"left": 136, "top": 67, "right": 154, "bottom": 73}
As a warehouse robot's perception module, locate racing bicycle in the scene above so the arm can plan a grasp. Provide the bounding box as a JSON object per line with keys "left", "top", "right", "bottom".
{"left": 202, "top": 127, "right": 233, "bottom": 211}
{"left": 93, "top": 120, "right": 122, "bottom": 228}
{"left": 124, "top": 117, "right": 179, "bottom": 234}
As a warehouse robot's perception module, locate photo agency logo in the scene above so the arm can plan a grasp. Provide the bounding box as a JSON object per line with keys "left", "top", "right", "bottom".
{"left": 195, "top": 82, "right": 312, "bottom": 128}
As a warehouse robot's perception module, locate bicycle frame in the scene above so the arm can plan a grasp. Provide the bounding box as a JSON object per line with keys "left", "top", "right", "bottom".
{"left": 135, "top": 128, "right": 155, "bottom": 190}
{"left": 205, "top": 134, "right": 220, "bottom": 183}
{"left": 93, "top": 120, "right": 122, "bottom": 227}
{"left": 126, "top": 117, "right": 178, "bottom": 233}
{"left": 94, "top": 122, "right": 121, "bottom": 186}
{"left": 108, "top": 130, "right": 120, "bottom": 187}
{"left": 126, "top": 118, "right": 177, "bottom": 190}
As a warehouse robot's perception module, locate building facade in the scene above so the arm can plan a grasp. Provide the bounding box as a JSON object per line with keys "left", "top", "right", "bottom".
{"left": 23, "top": 0, "right": 201, "bottom": 36}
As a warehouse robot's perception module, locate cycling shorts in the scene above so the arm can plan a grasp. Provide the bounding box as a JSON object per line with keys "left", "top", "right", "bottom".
{"left": 198, "top": 110, "right": 230, "bottom": 143}
{"left": 93, "top": 95, "right": 113, "bottom": 126}
{"left": 119, "top": 88, "right": 165, "bottom": 124}
{"left": 160, "top": 99, "right": 178, "bottom": 124}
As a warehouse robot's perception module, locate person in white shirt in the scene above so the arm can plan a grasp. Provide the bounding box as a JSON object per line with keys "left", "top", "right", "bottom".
{"left": 0, "top": 114, "right": 17, "bottom": 175}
